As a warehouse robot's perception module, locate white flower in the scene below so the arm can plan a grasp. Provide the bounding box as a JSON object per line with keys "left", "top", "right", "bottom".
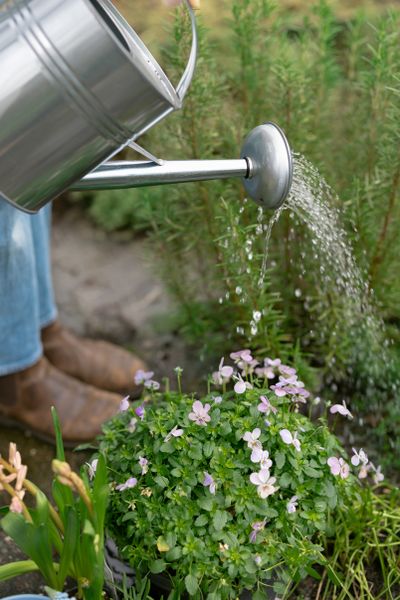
{"left": 351, "top": 448, "right": 368, "bottom": 467}
{"left": 249, "top": 469, "right": 278, "bottom": 499}
{"left": 138, "top": 457, "right": 149, "bottom": 475}
{"left": 286, "top": 495, "right": 298, "bottom": 514}
{"left": 164, "top": 425, "right": 184, "bottom": 442}
{"left": 258, "top": 450, "right": 273, "bottom": 471}
{"left": 86, "top": 459, "right": 98, "bottom": 481}
{"left": 233, "top": 374, "right": 253, "bottom": 394}
{"left": 370, "top": 463, "right": 384, "bottom": 485}
{"left": 279, "top": 429, "right": 301, "bottom": 452}
{"left": 243, "top": 429, "right": 262, "bottom": 461}
{"left": 128, "top": 417, "right": 138, "bottom": 433}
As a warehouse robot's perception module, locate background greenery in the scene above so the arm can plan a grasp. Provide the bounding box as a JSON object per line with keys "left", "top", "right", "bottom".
{"left": 72, "top": 0, "right": 400, "bottom": 470}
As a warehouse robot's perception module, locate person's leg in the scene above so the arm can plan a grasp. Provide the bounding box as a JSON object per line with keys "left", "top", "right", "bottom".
{"left": 0, "top": 198, "right": 42, "bottom": 375}
{"left": 30, "top": 203, "right": 57, "bottom": 329}
{"left": 0, "top": 200, "right": 123, "bottom": 444}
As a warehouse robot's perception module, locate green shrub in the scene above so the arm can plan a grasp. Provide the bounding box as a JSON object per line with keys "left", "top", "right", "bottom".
{"left": 86, "top": 3, "right": 400, "bottom": 462}
{"left": 99, "top": 355, "right": 368, "bottom": 598}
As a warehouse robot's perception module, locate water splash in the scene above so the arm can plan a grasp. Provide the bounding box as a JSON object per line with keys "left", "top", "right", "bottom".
{"left": 285, "top": 154, "right": 395, "bottom": 389}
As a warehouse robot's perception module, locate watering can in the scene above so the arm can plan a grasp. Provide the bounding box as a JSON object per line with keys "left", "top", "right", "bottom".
{"left": 0, "top": 0, "right": 293, "bottom": 213}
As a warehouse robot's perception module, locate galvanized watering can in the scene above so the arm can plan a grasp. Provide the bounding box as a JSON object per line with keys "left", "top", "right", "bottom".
{"left": 0, "top": 0, "right": 293, "bottom": 213}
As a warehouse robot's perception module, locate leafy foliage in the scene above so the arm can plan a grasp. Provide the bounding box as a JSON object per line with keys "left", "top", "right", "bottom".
{"left": 99, "top": 357, "right": 364, "bottom": 598}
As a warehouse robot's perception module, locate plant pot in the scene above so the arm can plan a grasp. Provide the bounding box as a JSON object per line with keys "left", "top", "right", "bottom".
{"left": 1, "top": 596, "right": 48, "bottom": 600}
{"left": 104, "top": 538, "right": 277, "bottom": 599}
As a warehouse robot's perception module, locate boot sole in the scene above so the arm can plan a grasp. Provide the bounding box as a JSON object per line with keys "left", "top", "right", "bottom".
{"left": 0, "top": 413, "right": 90, "bottom": 449}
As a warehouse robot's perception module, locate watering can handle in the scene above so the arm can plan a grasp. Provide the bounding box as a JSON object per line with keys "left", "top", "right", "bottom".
{"left": 126, "top": 0, "right": 197, "bottom": 165}
{"left": 175, "top": 0, "right": 198, "bottom": 101}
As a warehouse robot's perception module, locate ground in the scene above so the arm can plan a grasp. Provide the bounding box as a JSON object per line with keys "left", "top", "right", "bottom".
{"left": 0, "top": 203, "right": 204, "bottom": 597}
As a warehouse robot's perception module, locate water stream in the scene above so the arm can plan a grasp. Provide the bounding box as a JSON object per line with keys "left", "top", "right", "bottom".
{"left": 259, "top": 153, "right": 395, "bottom": 389}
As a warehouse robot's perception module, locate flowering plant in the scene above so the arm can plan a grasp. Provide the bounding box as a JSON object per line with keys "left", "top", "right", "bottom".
{"left": 99, "top": 352, "right": 371, "bottom": 598}
{"left": 0, "top": 408, "right": 109, "bottom": 599}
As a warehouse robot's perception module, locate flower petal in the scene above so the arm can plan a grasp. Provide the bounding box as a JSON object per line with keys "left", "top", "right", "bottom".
{"left": 279, "top": 429, "right": 293, "bottom": 444}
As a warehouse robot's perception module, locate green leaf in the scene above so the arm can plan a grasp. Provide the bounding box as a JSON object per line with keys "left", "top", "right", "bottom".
{"left": 160, "top": 443, "right": 175, "bottom": 454}
{"left": 0, "top": 560, "right": 40, "bottom": 582}
{"left": 166, "top": 532, "right": 177, "bottom": 548}
{"left": 325, "top": 564, "right": 344, "bottom": 587}
{"left": 252, "top": 590, "right": 266, "bottom": 600}
{"left": 213, "top": 510, "right": 227, "bottom": 531}
{"left": 203, "top": 441, "right": 214, "bottom": 458}
{"left": 185, "top": 573, "right": 199, "bottom": 596}
{"left": 305, "top": 565, "right": 322, "bottom": 580}
{"left": 155, "top": 475, "right": 169, "bottom": 488}
{"left": 57, "top": 507, "right": 79, "bottom": 585}
{"left": 244, "top": 557, "right": 257, "bottom": 574}
{"left": 122, "top": 511, "right": 137, "bottom": 522}
{"left": 188, "top": 445, "right": 203, "bottom": 460}
{"left": 165, "top": 546, "right": 182, "bottom": 561}
{"left": 304, "top": 466, "right": 322, "bottom": 478}
{"left": 198, "top": 497, "right": 213, "bottom": 511}
{"left": 275, "top": 452, "right": 286, "bottom": 469}
{"left": 195, "top": 514, "right": 208, "bottom": 527}
{"left": 51, "top": 406, "right": 65, "bottom": 461}
{"left": 149, "top": 559, "right": 166, "bottom": 574}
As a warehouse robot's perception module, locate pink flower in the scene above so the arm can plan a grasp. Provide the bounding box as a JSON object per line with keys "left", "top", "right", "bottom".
{"left": 249, "top": 470, "right": 278, "bottom": 499}
{"left": 327, "top": 457, "right": 350, "bottom": 479}
{"left": 212, "top": 358, "right": 234, "bottom": 385}
{"left": 358, "top": 464, "right": 371, "bottom": 479}
{"left": 233, "top": 374, "right": 253, "bottom": 394}
{"left": 279, "top": 429, "right": 301, "bottom": 452}
{"left": 203, "top": 472, "right": 216, "bottom": 494}
{"left": 213, "top": 396, "right": 223, "bottom": 404}
{"left": 330, "top": 400, "right": 353, "bottom": 420}
{"left": 279, "top": 364, "right": 297, "bottom": 377}
{"left": 257, "top": 396, "right": 277, "bottom": 415}
{"left": 9, "top": 495, "right": 24, "bottom": 514}
{"left": 249, "top": 520, "right": 266, "bottom": 543}
{"left": 286, "top": 495, "right": 298, "bottom": 514}
{"left": 135, "top": 404, "right": 145, "bottom": 420}
{"left": 138, "top": 457, "right": 149, "bottom": 475}
{"left": 230, "top": 349, "right": 253, "bottom": 364}
{"left": 119, "top": 396, "right": 130, "bottom": 412}
{"left": 134, "top": 370, "right": 154, "bottom": 385}
{"left": 230, "top": 350, "right": 258, "bottom": 375}
{"left": 164, "top": 425, "right": 184, "bottom": 442}
{"left": 188, "top": 401, "right": 211, "bottom": 426}
{"left": 8, "top": 443, "right": 22, "bottom": 470}
{"left": 266, "top": 358, "right": 281, "bottom": 367}
{"left": 116, "top": 477, "right": 138, "bottom": 491}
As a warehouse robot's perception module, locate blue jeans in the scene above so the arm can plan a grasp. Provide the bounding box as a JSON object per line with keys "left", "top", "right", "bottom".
{"left": 0, "top": 198, "right": 57, "bottom": 375}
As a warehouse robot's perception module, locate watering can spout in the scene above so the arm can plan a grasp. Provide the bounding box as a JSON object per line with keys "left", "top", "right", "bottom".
{"left": 73, "top": 123, "right": 293, "bottom": 210}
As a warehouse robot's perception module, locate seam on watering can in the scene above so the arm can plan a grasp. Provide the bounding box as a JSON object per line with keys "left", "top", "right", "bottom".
{"left": 13, "top": 2, "right": 133, "bottom": 148}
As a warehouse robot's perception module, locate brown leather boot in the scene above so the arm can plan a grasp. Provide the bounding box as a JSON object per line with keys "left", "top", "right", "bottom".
{"left": 42, "top": 321, "right": 146, "bottom": 396}
{"left": 0, "top": 357, "right": 122, "bottom": 445}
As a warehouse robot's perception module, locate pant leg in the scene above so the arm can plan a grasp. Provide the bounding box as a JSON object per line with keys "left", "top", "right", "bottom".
{"left": 30, "top": 204, "right": 57, "bottom": 328}
{"left": 0, "top": 198, "right": 42, "bottom": 375}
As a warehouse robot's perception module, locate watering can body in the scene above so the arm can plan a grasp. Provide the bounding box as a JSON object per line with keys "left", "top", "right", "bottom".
{"left": 0, "top": 0, "right": 196, "bottom": 213}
